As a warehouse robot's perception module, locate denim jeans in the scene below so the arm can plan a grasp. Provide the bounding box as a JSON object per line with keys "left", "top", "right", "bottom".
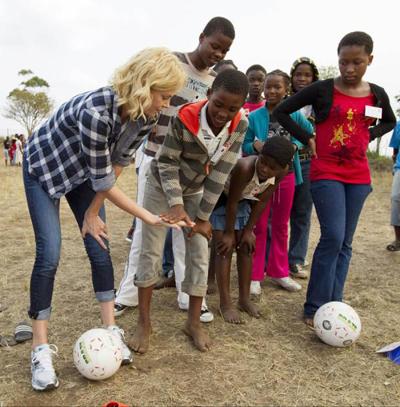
{"left": 289, "top": 159, "right": 313, "bottom": 265}
{"left": 162, "top": 228, "right": 175, "bottom": 276}
{"left": 23, "top": 158, "right": 115, "bottom": 320}
{"left": 304, "top": 180, "right": 372, "bottom": 317}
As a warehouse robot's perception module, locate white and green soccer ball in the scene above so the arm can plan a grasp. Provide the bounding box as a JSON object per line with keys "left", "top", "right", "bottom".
{"left": 314, "top": 301, "right": 361, "bottom": 347}
{"left": 73, "top": 328, "right": 122, "bottom": 380}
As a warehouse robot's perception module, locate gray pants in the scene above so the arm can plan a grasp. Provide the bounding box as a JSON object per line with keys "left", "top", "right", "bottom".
{"left": 391, "top": 171, "right": 400, "bottom": 226}
{"left": 134, "top": 173, "right": 209, "bottom": 297}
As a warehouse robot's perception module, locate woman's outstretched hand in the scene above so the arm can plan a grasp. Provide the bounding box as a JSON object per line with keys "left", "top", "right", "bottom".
{"left": 159, "top": 204, "right": 196, "bottom": 227}
{"left": 149, "top": 214, "right": 192, "bottom": 229}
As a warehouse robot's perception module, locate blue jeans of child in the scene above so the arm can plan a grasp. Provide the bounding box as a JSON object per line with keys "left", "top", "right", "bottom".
{"left": 289, "top": 159, "right": 312, "bottom": 265}
{"left": 162, "top": 228, "right": 174, "bottom": 276}
{"left": 304, "top": 180, "right": 372, "bottom": 317}
{"left": 23, "top": 159, "right": 115, "bottom": 320}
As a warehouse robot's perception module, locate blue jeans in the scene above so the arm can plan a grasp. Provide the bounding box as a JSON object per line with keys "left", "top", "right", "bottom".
{"left": 23, "top": 159, "right": 115, "bottom": 320}
{"left": 162, "top": 228, "right": 174, "bottom": 276}
{"left": 289, "top": 160, "right": 312, "bottom": 265}
{"left": 304, "top": 180, "right": 372, "bottom": 317}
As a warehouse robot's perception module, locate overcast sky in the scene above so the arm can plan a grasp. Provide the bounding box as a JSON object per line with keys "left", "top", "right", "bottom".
{"left": 1, "top": 0, "right": 399, "bottom": 154}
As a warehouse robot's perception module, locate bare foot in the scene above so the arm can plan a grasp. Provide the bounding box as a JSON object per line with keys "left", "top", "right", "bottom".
{"left": 219, "top": 306, "right": 243, "bottom": 324}
{"left": 182, "top": 321, "right": 212, "bottom": 352}
{"left": 238, "top": 299, "right": 261, "bottom": 318}
{"left": 128, "top": 322, "right": 152, "bottom": 354}
{"left": 207, "top": 280, "right": 217, "bottom": 295}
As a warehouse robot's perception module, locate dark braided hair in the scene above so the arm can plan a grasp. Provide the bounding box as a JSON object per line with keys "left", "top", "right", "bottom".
{"left": 266, "top": 69, "right": 291, "bottom": 90}
{"left": 203, "top": 17, "right": 235, "bottom": 39}
{"left": 337, "top": 31, "right": 373, "bottom": 55}
{"left": 261, "top": 136, "right": 295, "bottom": 168}
{"left": 212, "top": 69, "right": 249, "bottom": 99}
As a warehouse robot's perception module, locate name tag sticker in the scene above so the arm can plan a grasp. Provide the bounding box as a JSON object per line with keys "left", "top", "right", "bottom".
{"left": 365, "top": 105, "right": 382, "bottom": 119}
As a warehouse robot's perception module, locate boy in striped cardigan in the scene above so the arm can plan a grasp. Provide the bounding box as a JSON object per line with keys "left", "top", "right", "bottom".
{"left": 129, "top": 70, "right": 249, "bottom": 353}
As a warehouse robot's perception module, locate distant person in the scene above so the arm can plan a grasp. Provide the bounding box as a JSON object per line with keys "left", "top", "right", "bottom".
{"left": 3, "top": 136, "right": 11, "bottom": 166}
{"left": 387, "top": 121, "right": 400, "bottom": 251}
{"left": 8, "top": 138, "right": 16, "bottom": 164}
{"left": 274, "top": 31, "right": 396, "bottom": 327}
{"left": 115, "top": 17, "right": 236, "bottom": 324}
{"left": 23, "top": 48, "right": 186, "bottom": 391}
{"left": 288, "top": 57, "right": 319, "bottom": 279}
{"left": 129, "top": 69, "right": 249, "bottom": 354}
{"left": 19, "top": 133, "right": 26, "bottom": 148}
{"left": 211, "top": 137, "right": 295, "bottom": 323}
{"left": 243, "top": 70, "right": 314, "bottom": 295}
{"left": 243, "top": 64, "right": 267, "bottom": 116}
{"left": 13, "top": 135, "right": 23, "bottom": 166}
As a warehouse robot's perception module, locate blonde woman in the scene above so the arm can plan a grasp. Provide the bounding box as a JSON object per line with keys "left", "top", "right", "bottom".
{"left": 23, "top": 48, "right": 186, "bottom": 391}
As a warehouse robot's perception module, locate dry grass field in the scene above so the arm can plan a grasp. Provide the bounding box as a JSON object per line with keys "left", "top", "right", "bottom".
{"left": 1, "top": 161, "right": 400, "bottom": 407}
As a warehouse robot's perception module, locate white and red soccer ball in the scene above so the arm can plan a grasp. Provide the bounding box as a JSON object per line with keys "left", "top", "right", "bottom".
{"left": 314, "top": 301, "right": 361, "bottom": 347}
{"left": 73, "top": 328, "right": 122, "bottom": 380}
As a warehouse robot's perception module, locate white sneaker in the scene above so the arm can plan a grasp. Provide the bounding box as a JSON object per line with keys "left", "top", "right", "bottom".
{"left": 114, "top": 303, "right": 131, "bottom": 317}
{"left": 107, "top": 326, "right": 133, "bottom": 365}
{"left": 178, "top": 291, "right": 189, "bottom": 311}
{"left": 200, "top": 306, "right": 214, "bottom": 323}
{"left": 31, "top": 344, "right": 59, "bottom": 391}
{"left": 178, "top": 296, "right": 214, "bottom": 323}
{"left": 271, "top": 277, "right": 302, "bottom": 292}
{"left": 250, "top": 281, "right": 261, "bottom": 295}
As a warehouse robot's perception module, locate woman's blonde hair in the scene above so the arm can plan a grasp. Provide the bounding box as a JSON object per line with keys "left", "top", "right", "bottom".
{"left": 111, "top": 47, "right": 186, "bottom": 120}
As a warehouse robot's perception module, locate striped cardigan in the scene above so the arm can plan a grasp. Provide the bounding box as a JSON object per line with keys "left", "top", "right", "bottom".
{"left": 144, "top": 52, "right": 216, "bottom": 157}
{"left": 150, "top": 100, "right": 248, "bottom": 221}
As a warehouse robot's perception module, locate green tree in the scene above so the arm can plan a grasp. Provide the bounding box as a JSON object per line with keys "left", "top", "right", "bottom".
{"left": 318, "top": 65, "right": 339, "bottom": 80}
{"left": 4, "top": 69, "right": 53, "bottom": 136}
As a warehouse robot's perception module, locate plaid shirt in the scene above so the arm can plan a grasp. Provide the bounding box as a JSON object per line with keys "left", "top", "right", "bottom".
{"left": 25, "top": 87, "right": 156, "bottom": 198}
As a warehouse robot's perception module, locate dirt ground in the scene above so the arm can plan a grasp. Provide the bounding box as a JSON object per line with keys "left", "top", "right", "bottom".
{"left": 1, "top": 162, "right": 400, "bottom": 407}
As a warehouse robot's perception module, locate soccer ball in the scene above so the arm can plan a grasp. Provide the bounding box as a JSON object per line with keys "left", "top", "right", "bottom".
{"left": 313, "top": 302, "right": 361, "bottom": 347}
{"left": 73, "top": 328, "right": 123, "bottom": 380}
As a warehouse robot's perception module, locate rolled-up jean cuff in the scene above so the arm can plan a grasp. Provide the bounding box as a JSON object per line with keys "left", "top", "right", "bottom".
{"left": 181, "top": 283, "right": 208, "bottom": 298}
{"left": 95, "top": 289, "right": 115, "bottom": 302}
{"left": 134, "top": 275, "right": 160, "bottom": 288}
{"left": 29, "top": 306, "right": 52, "bottom": 320}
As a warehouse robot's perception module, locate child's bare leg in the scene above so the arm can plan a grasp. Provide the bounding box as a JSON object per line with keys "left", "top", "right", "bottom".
{"left": 207, "top": 242, "right": 217, "bottom": 294}
{"left": 214, "top": 231, "right": 242, "bottom": 324}
{"left": 237, "top": 232, "right": 260, "bottom": 318}
{"left": 183, "top": 295, "right": 211, "bottom": 351}
{"left": 129, "top": 286, "right": 153, "bottom": 354}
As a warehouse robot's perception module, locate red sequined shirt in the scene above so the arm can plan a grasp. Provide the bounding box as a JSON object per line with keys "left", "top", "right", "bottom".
{"left": 311, "top": 88, "right": 375, "bottom": 184}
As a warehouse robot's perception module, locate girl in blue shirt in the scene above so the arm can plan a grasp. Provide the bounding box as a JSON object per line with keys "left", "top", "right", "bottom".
{"left": 242, "top": 70, "right": 313, "bottom": 294}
